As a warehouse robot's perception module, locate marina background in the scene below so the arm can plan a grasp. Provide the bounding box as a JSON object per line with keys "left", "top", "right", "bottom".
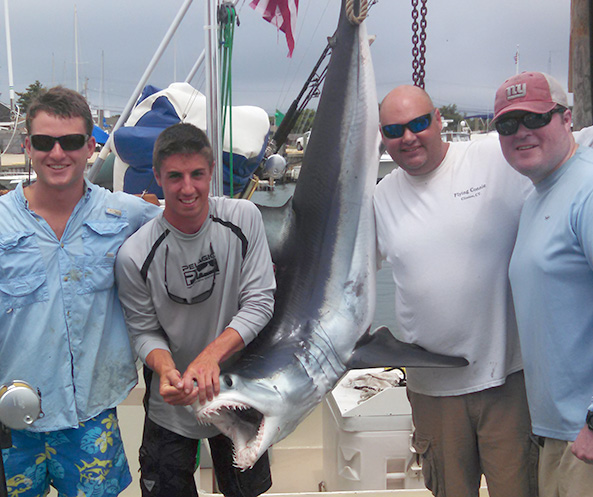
{"left": 1, "top": 0, "right": 571, "bottom": 119}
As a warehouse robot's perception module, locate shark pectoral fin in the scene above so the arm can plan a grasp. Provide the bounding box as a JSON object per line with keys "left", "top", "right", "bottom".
{"left": 347, "top": 326, "right": 469, "bottom": 369}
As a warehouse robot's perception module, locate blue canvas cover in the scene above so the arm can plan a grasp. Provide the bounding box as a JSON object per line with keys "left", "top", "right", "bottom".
{"left": 113, "top": 85, "right": 268, "bottom": 197}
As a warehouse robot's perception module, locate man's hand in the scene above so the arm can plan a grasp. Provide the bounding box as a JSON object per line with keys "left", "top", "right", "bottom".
{"left": 571, "top": 425, "right": 593, "bottom": 464}
{"left": 146, "top": 348, "right": 198, "bottom": 406}
{"left": 183, "top": 327, "right": 245, "bottom": 406}
{"left": 182, "top": 352, "right": 221, "bottom": 406}
{"left": 159, "top": 367, "right": 198, "bottom": 405}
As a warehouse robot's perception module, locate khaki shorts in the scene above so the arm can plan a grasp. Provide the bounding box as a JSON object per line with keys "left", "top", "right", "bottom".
{"left": 407, "top": 371, "right": 538, "bottom": 497}
{"left": 538, "top": 437, "right": 593, "bottom": 497}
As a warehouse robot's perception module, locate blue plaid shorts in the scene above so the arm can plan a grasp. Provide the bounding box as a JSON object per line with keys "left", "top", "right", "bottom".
{"left": 1, "top": 408, "right": 132, "bottom": 497}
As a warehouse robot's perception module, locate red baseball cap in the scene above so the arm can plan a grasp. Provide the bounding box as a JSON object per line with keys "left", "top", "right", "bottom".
{"left": 493, "top": 71, "right": 568, "bottom": 121}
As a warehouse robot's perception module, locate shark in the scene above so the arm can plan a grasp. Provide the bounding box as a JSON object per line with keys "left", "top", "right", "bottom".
{"left": 193, "top": 0, "right": 468, "bottom": 470}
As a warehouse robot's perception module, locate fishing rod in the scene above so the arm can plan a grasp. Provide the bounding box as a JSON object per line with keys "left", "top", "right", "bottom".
{"left": 268, "top": 0, "right": 379, "bottom": 155}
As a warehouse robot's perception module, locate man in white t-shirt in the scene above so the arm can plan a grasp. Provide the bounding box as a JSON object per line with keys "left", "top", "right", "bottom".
{"left": 373, "top": 84, "right": 536, "bottom": 497}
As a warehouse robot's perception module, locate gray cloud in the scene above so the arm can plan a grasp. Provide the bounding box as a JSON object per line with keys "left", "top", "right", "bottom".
{"left": 0, "top": 0, "right": 570, "bottom": 116}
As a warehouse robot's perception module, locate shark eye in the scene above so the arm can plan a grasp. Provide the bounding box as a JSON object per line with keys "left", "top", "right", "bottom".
{"left": 223, "top": 375, "right": 233, "bottom": 387}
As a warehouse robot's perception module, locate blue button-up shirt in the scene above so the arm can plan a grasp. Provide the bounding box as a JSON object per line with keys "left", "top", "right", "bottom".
{"left": 0, "top": 181, "right": 160, "bottom": 431}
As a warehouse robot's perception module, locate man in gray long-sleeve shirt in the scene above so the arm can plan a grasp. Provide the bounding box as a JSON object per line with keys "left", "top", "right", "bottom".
{"left": 115, "top": 123, "right": 276, "bottom": 497}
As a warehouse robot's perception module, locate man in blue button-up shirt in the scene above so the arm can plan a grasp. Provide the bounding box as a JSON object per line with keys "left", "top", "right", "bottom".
{"left": 0, "top": 87, "right": 160, "bottom": 497}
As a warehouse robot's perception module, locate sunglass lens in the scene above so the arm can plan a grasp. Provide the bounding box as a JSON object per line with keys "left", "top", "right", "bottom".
{"left": 60, "top": 134, "right": 87, "bottom": 151}
{"left": 382, "top": 124, "right": 404, "bottom": 139}
{"left": 495, "top": 118, "right": 519, "bottom": 136}
{"left": 30, "top": 135, "right": 55, "bottom": 152}
{"left": 30, "top": 134, "right": 87, "bottom": 152}
{"left": 523, "top": 112, "right": 551, "bottom": 130}
{"left": 408, "top": 114, "right": 431, "bottom": 133}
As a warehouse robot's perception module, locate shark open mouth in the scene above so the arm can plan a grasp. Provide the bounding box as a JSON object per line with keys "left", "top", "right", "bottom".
{"left": 198, "top": 401, "right": 266, "bottom": 469}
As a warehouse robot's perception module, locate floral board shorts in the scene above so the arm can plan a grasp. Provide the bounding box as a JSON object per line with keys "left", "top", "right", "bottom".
{"left": 1, "top": 408, "right": 131, "bottom": 497}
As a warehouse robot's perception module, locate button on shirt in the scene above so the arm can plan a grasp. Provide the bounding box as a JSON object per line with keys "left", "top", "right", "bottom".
{"left": 0, "top": 181, "right": 160, "bottom": 431}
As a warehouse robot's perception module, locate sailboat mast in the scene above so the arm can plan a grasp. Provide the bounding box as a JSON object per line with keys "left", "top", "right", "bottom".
{"left": 3, "top": 0, "right": 15, "bottom": 111}
{"left": 74, "top": 4, "right": 79, "bottom": 92}
{"left": 100, "top": 50, "right": 105, "bottom": 127}
{"left": 205, "top": 0, "right": 222, "bottom": 196}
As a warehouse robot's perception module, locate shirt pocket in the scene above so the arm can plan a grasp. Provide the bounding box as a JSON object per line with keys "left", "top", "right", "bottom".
{"left": 77, "top": 220, "right": 130, "bottom": 295}
{"left": 0, "top": 232, "right": 49, "bottom": 311}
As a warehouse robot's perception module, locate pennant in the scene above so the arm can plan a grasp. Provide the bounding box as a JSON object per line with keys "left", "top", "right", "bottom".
{"left": 250, "top": 0, "right": 299, "bottom": 57}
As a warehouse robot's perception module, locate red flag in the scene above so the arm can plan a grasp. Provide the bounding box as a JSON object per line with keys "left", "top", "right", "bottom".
{"left": 250, "top": 0, "right": 299, "bottom": 57}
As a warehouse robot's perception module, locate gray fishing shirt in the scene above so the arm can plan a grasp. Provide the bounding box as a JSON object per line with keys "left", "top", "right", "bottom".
{"left": 115, "top": 196, "right": 276, "bottom": 439}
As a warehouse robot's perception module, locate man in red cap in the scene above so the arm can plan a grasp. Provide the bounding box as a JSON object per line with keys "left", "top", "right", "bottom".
{"left": 495, "top": 71, "right": 593, "bottom": 496}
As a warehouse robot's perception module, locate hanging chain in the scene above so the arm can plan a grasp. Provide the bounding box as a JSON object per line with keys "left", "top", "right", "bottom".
{"left": 411, "top": 0, "right": 428, "bottom": 88}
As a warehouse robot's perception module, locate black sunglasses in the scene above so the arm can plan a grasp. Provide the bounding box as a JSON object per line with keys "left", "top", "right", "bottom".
{"left": 381, "top": 110, "right": 435, "bottom": 139}
{"left": 495, "top": 107, "right": 566, "bottom": 136}
{"left": 164, "top": 244, "right": 217, "bottom": 305}
{"left": 30, "top": 134, "right": 89, "bottom": 152}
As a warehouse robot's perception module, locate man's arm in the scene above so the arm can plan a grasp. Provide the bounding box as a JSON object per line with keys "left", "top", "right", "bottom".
{"left": 116, "top": 238, "right": 197, "bottom": 407}
{"left": 181, "top": 202, "right": 274, "bottom": 406}
{"left": 224, "top": 201, "right": 276, "bottom": 345}
{"left": 115, "top": 237, "right": 171, "bottom": 362}
{"left": 181, "top": 327, "right": 245, "bottom": 405}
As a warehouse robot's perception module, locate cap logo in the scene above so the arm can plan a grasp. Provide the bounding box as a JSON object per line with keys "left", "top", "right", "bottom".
{"left": 506, "top": 83, "right": 527, "bottom": 100}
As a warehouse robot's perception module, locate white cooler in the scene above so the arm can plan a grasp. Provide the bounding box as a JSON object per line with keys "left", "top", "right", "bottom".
{"left": 322, "top": 368, "right": 424, "bottom": 491}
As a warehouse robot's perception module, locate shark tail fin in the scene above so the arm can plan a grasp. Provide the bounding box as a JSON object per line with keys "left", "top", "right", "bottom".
{"left": 347, "top": 326, "right": 469, "bottom": 370}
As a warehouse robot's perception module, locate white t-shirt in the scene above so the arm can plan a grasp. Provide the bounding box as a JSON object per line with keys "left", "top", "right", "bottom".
{"left": 374, "top": 137, "right": 532, "bottom": 396}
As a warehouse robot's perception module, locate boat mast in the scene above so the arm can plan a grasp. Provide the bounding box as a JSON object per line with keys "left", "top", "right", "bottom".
{"left": 100, "top": 50, "right": 105, "bottom": 127}
{"left": 205, "top": 0, "right": 223, "bottom": 196}
{"left": 3, "top": 0, "right": 15, "bottom": 112}
{"left": 74, "top": 4, "right": 80, "bottom": 93}
{"left": 88, "top": 0, "right": 224, "bottom": 193}
{"left": 87, "top": 0, "right": 195, "bottom": 182}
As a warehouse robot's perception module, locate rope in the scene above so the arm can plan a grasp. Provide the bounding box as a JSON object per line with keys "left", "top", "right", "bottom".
{"left": 345, "top": 0, "right": 369, "bottom": 25}
{"left": 219, "top": 3, "right": 238, "bottom": 197}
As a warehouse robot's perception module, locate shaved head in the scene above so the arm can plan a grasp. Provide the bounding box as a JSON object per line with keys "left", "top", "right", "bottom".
{"left": 380, "top": 85, "right": 435, "bottom": 123}
{"left": 379, "top": 85, "right": 447, "bottom": 176}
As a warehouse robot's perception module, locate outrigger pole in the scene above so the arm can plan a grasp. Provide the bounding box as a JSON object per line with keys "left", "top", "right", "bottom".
{"left": 88, "top": 0, "right": 225, "bottom": 196}
{"left": 269, "top": 0, "right": 378, "bottom": 154}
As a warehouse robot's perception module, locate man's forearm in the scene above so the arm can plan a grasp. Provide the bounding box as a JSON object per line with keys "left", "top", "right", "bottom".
{"left": 198, "top": 327, "right": 245, "bottom": 365}
{"left": 145, "top": 348, "right": 177, "bottom": 376}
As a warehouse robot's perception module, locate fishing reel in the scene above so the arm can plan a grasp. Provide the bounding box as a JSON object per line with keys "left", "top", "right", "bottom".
{"left": 0, "top": 381, "right": 42, "bottom": 430}
{"left": 0, "top": 381, "right": 41, "bottom": 497}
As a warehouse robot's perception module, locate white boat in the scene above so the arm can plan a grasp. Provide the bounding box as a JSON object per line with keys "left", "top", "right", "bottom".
{"left": 378, "top": 152, "right": 396, "bottom": 180}
{"left": 440, "top": 130, "right": 471, "bottom": 142}
{"left": 0, "top": 171, "right": 35, "bottom": 190}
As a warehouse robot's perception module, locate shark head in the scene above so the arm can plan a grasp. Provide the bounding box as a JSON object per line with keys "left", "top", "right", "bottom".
{"left": 194, "top": 341, "right": 329, "bottom": 469}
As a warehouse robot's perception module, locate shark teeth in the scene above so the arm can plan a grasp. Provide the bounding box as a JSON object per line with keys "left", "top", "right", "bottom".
{"left": 196, "top": 401, "right": 265, "bottom": 469}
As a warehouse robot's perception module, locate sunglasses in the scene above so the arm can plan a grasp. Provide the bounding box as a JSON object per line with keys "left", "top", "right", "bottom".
{"left": 30, "top": 134, "right": 89, "bottom": 152}
{"left": 381, "top": 110, "right": 435, "bottom": 139}
{"left": 164, "top": 244, "right": 217, "bottom": 305}
{"left": 495, "top": 107, "right": 566, "bottom": 136}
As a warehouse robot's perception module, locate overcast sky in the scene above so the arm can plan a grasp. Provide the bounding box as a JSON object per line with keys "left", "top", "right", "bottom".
{"left": 0, "top": 0, "right": 571, "bottom": 117}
